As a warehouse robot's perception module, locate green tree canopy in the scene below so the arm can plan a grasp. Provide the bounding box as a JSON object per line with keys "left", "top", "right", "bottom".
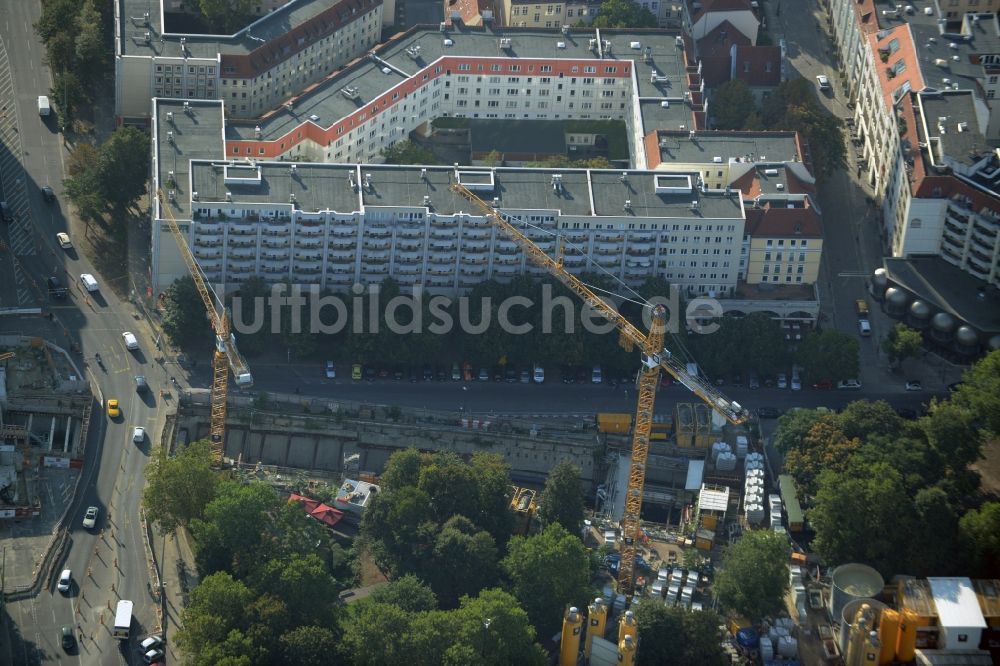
{"left": 175, "top": 572, "right": 256, "bottom": 666}
{"left": 191, "top": 481, "right": 282, "bottom": 577}
{"left": 97, "top": 127, "right": 150, "bottom": 211}
{"left": 759, "top": 79, "right": 845, "bottom": 180}
{"left": 591, "top": 0, "right": 658, "bottom": 28}
{"left": 883, "top": 323, "right": 923, "bottom": 368}
{"left": 536, "top": 458, "right": 585, "bottom": 535}
{"left": 795, "top": 328, "right": 859, "bottom": 383}
{"left": 162, "top": 276, "right": 212, "bottom": 348}
{"left": 502, "top": 523, "right": 592, "bottom": 636}
{"left": 951, "top": 349, "right": 1000, "bottom": 438}
{"left": 199, "top": 0, "right": 255, "bottom": 33}
{"left": 959, "top": 501, "right": 1000, "bottom": 578}
{"left": 773, "top": 408, "right": 832, "bottom": 454}
{"left": 278, "top": 625, "right": 340, "bottom": 666}
{"left": 710, "top": 80, "right": 756, "bottom": 130}
{"left": 714, "top": 530, "right": 789, "bottom": 621}
{"left": 142, "top": 439, "right": 219, "bottom": 533}
{"left": 368, "top": 574, "right": 438, "bottom": 612}
{"left": 427, "top": 515, "right": 500, "bottom": 608}
{"left": 783, "top": 419, "right": 861, "bottom": 497}
{"left": 634, "top": 603, "right": 728, "bottom": 666}
{"left": 382, "top": 139, "right": 438, "bottom": 165}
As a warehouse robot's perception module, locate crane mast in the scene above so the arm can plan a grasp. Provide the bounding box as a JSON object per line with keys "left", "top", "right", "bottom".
{"left": 156, "top": 189, "right": 253, "bottom": 461}
{"left": 449, "top": 181, "right": 747, "bottom": 597}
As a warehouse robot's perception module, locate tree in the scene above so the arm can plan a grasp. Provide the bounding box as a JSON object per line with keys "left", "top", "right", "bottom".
{"left": 591, "top": 0, "right": 658, "bottom": 28}
{"left": 190, "top": 481, "right": 281, "bottom": 576}
{"left": 368, "top": 574, "right": 438, "bottom": 612}
{"left": 710, "top": 80, "right": 756, "bottom": 130}
{"left": 772, "top": 408, "right": 831, "bottom": 454}
{"left": 714, "top": 530, "right": 789, "bottom": 621}
{"left": 279, "top": 626, "right": 340, "bottom": 666}
{"left": 959, "top": 502, "right": 1000, "bottom": 578}
{"left": 809, "top": 462, "right": 915, "bottom": 576}
{"left": 480, "top": 150, "right": 503, "bottom": 167}
{"left": 783, "top": 420, "right": 861, "bottom": 497}
{"left": 795, "top": 328, "right": 859, "bottom": 382}
{"left": 427, "top": 515, "right": 499, "bottom": 608}
{"left": 536, "top": 458, "right": 585, "bottom": 535}
{"left": 883, "top": 323, "right": 923, "bottom": 368}
{"left": 97, "top": 127, "right": 150, "bottom": 211}
{"left": 339, "top": 601, "right": 412, "bottom": 664}
{"left": 73, "top": 0, "right": 106, "bottom": 84}
{"left": 836, "top": 400, "right": 903, "bottom": 441}
{"left": 162, "top": 276, "right": 212, "bottom": 348}
{"left": 502, "top": 524, "right": 592, "bottom": 636}
{"left": 63, "top": 140, "right": 105, "bottom": 224}
{"left": 951, "top": 349, "right": 1000, "bottom": 438}
{"left": 759, "top": 79, "right": 845, "bottom": 180}
{"left": 175, "top": 572, "right": 256, "bottom": 666}
{"left": 447, "top": 589, "right": 547, "bottom": 666}
{"left": 256, "top": 554, "right": 340, "bottom": 626}
{"left": 382, "top": 139, "right": 437, "bottom": 165}
{"left": 142, "top": 439, "right": 219, "bottom": 534}
{"left": 909, "top": 486, "right": 958, "bottom": 576}
{"left": 634, "top": 603, "right": 728, "bottom": 666}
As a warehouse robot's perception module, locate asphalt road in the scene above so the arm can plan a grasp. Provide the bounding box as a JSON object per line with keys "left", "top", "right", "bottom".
{"left": 0, "top": 4, "right": 168, "bottom": 664}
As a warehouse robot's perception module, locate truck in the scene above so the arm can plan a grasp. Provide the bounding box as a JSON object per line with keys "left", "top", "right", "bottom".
{"left": 38, "top": 95, "right": 50, "bottom": 116}
{"left": 112, "top": 599, "right": 133, "bottom": 639}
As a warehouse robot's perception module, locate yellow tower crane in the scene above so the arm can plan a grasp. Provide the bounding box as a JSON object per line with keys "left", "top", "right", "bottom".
{"left": 450, "top": 182, "right": 748, "bottom": 598}
{"left": 156, "top": 189, "right": 253, "bottom": 461}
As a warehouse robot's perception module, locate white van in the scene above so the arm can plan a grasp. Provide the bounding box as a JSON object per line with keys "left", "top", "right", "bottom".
{"left": 38, "top": 95, "right": 50, "bottom": 116}
{"left": 80, "top": 273, "right": 99, "bottom": 292}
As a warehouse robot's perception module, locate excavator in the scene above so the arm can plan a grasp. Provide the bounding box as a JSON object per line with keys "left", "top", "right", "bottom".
{"left": 450, "top": 182, "right": 749, "bottom": 597}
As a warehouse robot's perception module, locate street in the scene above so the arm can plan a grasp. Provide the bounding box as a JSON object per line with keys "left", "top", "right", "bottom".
{"left": 0, "top": 3, "right": 169, "bottom": 664}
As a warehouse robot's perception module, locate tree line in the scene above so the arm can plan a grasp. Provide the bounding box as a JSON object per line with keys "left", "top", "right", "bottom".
{"left": 774, "top": 350, "right": 1000, "bottom": 578}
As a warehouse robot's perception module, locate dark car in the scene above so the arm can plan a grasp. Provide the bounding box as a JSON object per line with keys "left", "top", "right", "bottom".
{"left": 0, "top": 201, "right": 12, "bottom": 223}
{"left": 561, "top": 366, "right": 575, "bottom": 384}
{"left": 135, "top": 375, "right": 148, "bottom": 393}
{"left": 409, "top": 367, "right": 419, "bottom": 382}
{"left": 393, "top": 368, "right": 404, "bottom": 380}
{"left": 757, "top": 407, "right": 783, "bottom": 419}
{"left": 435, "top": 367, "right": 447, "bottom": 381}
{"left": 365, "top": 367, "right": 376, "bottom": 381}
{"left": 47, "top": 276, "right": 68, "bottom": 299}
{"left": 422, "top": 365, "right": 434, "bottom": 381}
{"left": 895, "top": 407, "right": 918, "bottom": 419}
{"left": 41, "top": 186, "right": 56, "bottom": 203}
{"left": 61, "top": 625, "right": 74, "bottom": 651}
{"left": 505, "top": 367, "right": 518, "bottom": 383}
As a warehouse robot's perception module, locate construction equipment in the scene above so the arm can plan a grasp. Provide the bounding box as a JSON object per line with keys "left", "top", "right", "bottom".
{"left": 156, "top": 189, "right": 252, "bottom": 460}
{"left": 450, "top": 182, "right": 748, "bottom": 597}
{"left": 0, "top": 352, "right": 14, "bottom": 362}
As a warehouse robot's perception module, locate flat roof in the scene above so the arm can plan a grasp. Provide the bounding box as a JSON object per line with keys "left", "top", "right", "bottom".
{"left": 118, "top": 0, "right": 346, "bottom": 58}
{"left": 917, "top": 92, "right": 989, "bottom": 168}
{"left": 589, "top": 170, "right": 744, "bottom": 218}
{"left": 903, "top": 11, "right": 1000, "bottom": 88}
{"left": 191, "top": 161, "right": 362, "bottom": 213}
{"left": 928, "top": 577, "right": 988, "bottom": 629}
{"left": 155, "top": 99, "right": 227, "bottom": 218}
{"left": 639, "top": 99, "right": 695, "bottom": 133}
{"left": 656, "top": 131, "right": 800, "bottom": 165}
{"left": 698, "top": 483, "right": 729, "bottom": 513}
{"left": 882, "top": 257, "right": 1000, "bottom": 334}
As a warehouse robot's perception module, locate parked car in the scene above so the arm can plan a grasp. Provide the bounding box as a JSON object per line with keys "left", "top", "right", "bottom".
{"left": 816, "top": 74, "right": 831, "bottom": 91}
{"left": 56, "top": 232, "right": 72, "bottom": 249}
{"left": 61, "top": 625, "right": 75, "bottom": 651}
{"left": 747, "top": 371, "right": 760, "bottom": 389}
{"left": 519, "top": 368, "right": 531, "bottom": 383}
{"left": 463, "top": 361, "right": 473, "bottom": 382}
{"left": 776, "top": 373, "right": 788, "bottom": 389}
{"left": 41, "top": 186, "right": 56, "bottom": 203}
{"left": 352, "top": 364, "right": 363, "bottom": 380}
{"left": 0, "top": 201, "right": 13, "bottom": 223}
{"left": 812, "top": 379, "right": 834, "bottom": 390}
{"left": 478, "top": 367, "right": 490, "bottom": 381}
{"left": 533, "top": 364, "right": 545, "bottom": 384}
{"left": 451, "top": 362, "right": 462, "bottom": 381}
{"left": 393, "top": 368, "right": 404, "bottom": 380}
{"left": 561, "top": 366, "right": 575, "bottom": 384}
{"left": 858, "top": 319, "right": 872, "bottom": 336}
{"left": 82, "top": 506, "right": 98, "bottom": 529}
{"left": 904, "top": 380, "right": 922, "bottom": 391}
{"left": 757, "top": 407, "right": 783, "bottom": 419}
{"left": 591, "top": 366, "right": 603, "bottom": 384}
{"left": 140, "top": 635, "right": 164, "bottom": 652}
{"left": 505, "top": 367, "right": 518, "bottom": 383}
{"left": 325, "top": 361, "right": 336, "bottom": 379}
{"left": 143, "top": 649, "right": 165, "bottom": 664}
{"left": 47, "top": 276, "right": 67, "bottom": 299}
{"left": 837, "top": 379, "right": 863, "bottom": 390}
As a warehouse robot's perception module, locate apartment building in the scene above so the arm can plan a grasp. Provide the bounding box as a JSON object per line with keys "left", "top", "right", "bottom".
{"left": 222, "top": 26, "right": 707, "bottom": 167}
{"left": 114, "top": 0, "right": 383, "bottom": 123}
{"left": 742, "top": 200, "right": 823, "bottom": 286}
{"left": 153, "top": 100, "right": 745, "bottom": 297}
{"left": 828, "top": 0, "right": 1000, "bottom": 288}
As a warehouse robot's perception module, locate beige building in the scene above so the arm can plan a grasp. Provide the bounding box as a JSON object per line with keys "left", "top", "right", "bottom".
{"left": 501, "top": 0, "right": 567, "bottom": 28}
{"left": 742, "top": 200, "right": 823, "bottom": 286}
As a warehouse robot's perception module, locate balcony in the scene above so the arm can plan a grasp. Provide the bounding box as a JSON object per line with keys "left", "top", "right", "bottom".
{"left": 194, "top": 236, "right": 223, "bottom": 247}
{"left": 396, "top": 266, "right": 422, "bottom": 276}
{"left": 194, "top": 248, "right": 222, "bottom": 259}
{"left": 329, "top": 274, "right": 355, "bottom": 284}
{"left": 631, "top": 232, "right": 655, "bottom": 242}
{"left": 328, "top": 251, "right": 354, "bottom": 262}
{"left": 463, "top": 229, "right": 490, "bottom": 240}
{"left": 260, "top": 264, "right": 287, "bottom": 275}
{"left": 494, "top": 256, "right": 520, "bottom": 265}
{"left": 429, "top": 242, "right": 455, "bottom": 252}
{"left": 966, "top": 258, "right": 990, "bottom": 278}
{"left": 464, "top": 218, "right": 490, "bottom": 229}
{"left": 295, "top": 238, "right": 324, "bottom": 249}
{"left": 973, "top": 223, "right": 998, "bottom": 240}
{"left": 230, "top": 248, "right": 257, "bottom": 259}
{"left": 294, "top": 249, "right": 323, "bottom": 262}
{"left": 396, "top": 252, "right": 422, "bottom": 263}
{"left": 596, "top": 244, "right": 619, "bottom": 255}
{"left": 431, "top": 229, "right": 457, "bottom": 240}
{"left": 563, "top": 256, "right": 586, "bottom": 267}
{"left": 332, "top": 226, "right": 356, "bottom": 237}
{"left": 627, "top": 246, "right": 654, "bottom": 257}
{"left": 972, "top": 231, "right": 995, "bottom": 252}
{"left": 429, "top": 277, "right": 454, "bottom": 288}
{"left": 397, "top": 228, "right": 424, "bottom": 239}
{"left": 461, "top": 256, "right": 487, "bottom": 265}
{"left": 331, "top": 239, "right": 355, "bottom": 250}
{"left": 199, "top": 259, "right": 222, "bottom": 270}
{"left": 431, "top": 218, "right": 458, "bottom": 228}
{"left": 494, "top": 265, "right": 518, "bottom": 276}
{"left": 427, "top": 268, "right": 452, "bottom": 277}
{"left": 262, "top": 238, "right": 289, "bottom": 249}
{"left": 228, "top": 237, "right": 257, "bottom": 248}
{"left": 295, "top": 225, "right": 325, "bottom": 237}
{"left": 263, "top": 225, "right": 289, "bottom": 236}
{"left": 597, "top": 233, "right": 624, "bottom": 242}
{"left": 203, "top": 271, "right": 222, "bottom": 282}
{"left": 363, "top": 264, "right": 390, "bottom": 275}
{"left": 941, "top": 245, "right": 962, "bottom": 264}
{"left": 397, "top": 241, "right": 423, "bottom": 251}
{"left": 365, "top": 226, "right": 392, "bottom": 238}
{"left": 363, "top": 240, "right": 391, "bottom": 251}
{"left": 564, "top": 233, "right": 589, "bottom": 244}
{"left": 194, "top": 222, "right": 222, "bottom": 234}
{"left": 297, "top": 217, "right": 324, "bottom": 227}
{"left": 227, "top": 262, "right": 256, "bottom": 273}
{"left": 943, "top": 227, "right": 966, "bottom": 247}
{"left": 595, "top": 255, "right": 619, "bottom": 266}
{"left": 228, "top": 226, "right": 257, "bottom": 237}
{"left": 462, "top": 241, "right": 489, "bottom": 252}
{"left": 261, "top": 252, "right": 288, "bottom": 262}
{"left": 428, "top": 254, "right": 453, "bottom": 265}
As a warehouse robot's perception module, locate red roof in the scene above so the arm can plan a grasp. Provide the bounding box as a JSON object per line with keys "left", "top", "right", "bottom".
{"left": 745, "top": 204, "right": 823, "bottom": 238}
{"left": 289, "top": 493, "right": 343, "bottom": 527}
{"left": 733, "top": 45, "right": 781, "bottom": 87}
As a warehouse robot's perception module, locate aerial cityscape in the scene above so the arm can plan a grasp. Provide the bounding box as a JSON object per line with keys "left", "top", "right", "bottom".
{"left": 0, "top": 0, "right": 999, "bottom": 664}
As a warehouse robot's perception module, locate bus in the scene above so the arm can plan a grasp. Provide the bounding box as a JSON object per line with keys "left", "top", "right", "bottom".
{"left": 113, "top": 600, "right": 133, "bottom": 640}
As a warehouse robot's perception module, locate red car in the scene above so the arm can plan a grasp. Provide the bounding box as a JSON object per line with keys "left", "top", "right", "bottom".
{"left": 812, "top": 379, "right": 833, "bottom": 390}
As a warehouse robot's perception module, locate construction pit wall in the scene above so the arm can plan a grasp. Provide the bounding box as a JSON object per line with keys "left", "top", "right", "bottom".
{"left": 171, "top": 392, "right": 601, "bottom": 486}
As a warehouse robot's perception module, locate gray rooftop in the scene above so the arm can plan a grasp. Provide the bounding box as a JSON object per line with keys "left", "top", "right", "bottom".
{"left": 889, "top": 10, "right": 1000, "bottom": 88}
{"left": 639, "top": 99, "right": 695, "bottom": 133}
{"left": 118, "top": 0, "right": 345, "bottom": 58}
{"left": 917, "top": 91, "right": 990, "bottom": 167}
{"left": 191, "top": 161, "right": 362, "bottom": 213}
{"left": 589, "top": 171, "right": 743, "bottom": 219}
{"left": 155, "top": 99, "right": 226, "bottom": 218}
{"left": 883, "top": 256, "right": 1000, "bottom": 334}
{"left": 657, "top": 131, "right": 800, "bottom": 164}
{"left": 182, "top": 162, "right": 742, "bottom": 220}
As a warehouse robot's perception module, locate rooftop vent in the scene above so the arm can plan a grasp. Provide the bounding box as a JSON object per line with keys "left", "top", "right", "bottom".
{"left": 776, "top": 183, "right": 785, "bottom": 190}
{"left": 192, "top": 191, "right": 199, "bottom": 201}
{"left": 661, "top": 100, "right": 670, "bottom": 108}
{"left": 949, "top": 42, "right": 959, "bottom": 49}
{"left": 557, "top": 41, "right": 566, "bottom": 49}
{"left": 423, "top": 195, "right": 432, "bottom": 206}
{"left": 167, "top": 130, "right": 174, "bottom": 144}
{"left": 624, "top": 200, "right": 633, "bottom": 212}
{"left": 675, "top": 36, "right": 683, "bottom": 47}
{"left": 439, "top": 21, "right": 447, "bottom": 32}
{"left": 183, "top": 101, "right": 191, "bottom": 114}
{"left": 713, "top": 156, "right": 722, "bottom": 163}
{"left": 290, "top": 164, "right": 297, "bottom": 173}
{"left": 499, "top": 37, "right": 512, "bottom": 50}
{"left": 589, "top": 38, "right": 598, "bottom": 52}
{"left": 492, "top": 197, "right": 500, "bottom": 206}
{"left": 290, "top": 193, "right": 296, "bottom": 203}
{"left": 254, "top": 125, "right": 261, "bottom": 138}
{"left": 630, "top": 41, "right": 642, "bottom": 50}
{"left": 143, "top": 32, "right": 151, "bottom": 44}
{"left": 166, "top": 111, "right": 174, "bottom": 123}
{"left": 420, "top": 168, "right": 428, "bottom": 180}
{"left": 764, "top": 168, "right": 780, "bottom": 176}
{"left": 405, "top": 45, "right": 422, "bottom": 59}
{"left": 167, "top": 190, "right": 175, "bottom": 202}
{"left": 561, "top": 25, "right": 570, "bottom": 35}
{"left": 349, "top": 174, "right": 356, "bottom": 191}
{"left": 225, "top": 192, "right": 232, "bottom": 202}
{"left": 934, "top": 58, "right": 947, "bottom": 66}
{"left": 644, "top": 46, "right": 653, "bottom": 63}
{"left": 340, "top": 87, "right": 360, "bottom": 100}
{"left": 689, "top": 130, "right": 697, "bottom": 140}
{"left": 620, "top": 172, "right": 628, "bottom": 183}
{"left": 957, "top": 122, "right": 969, "bottom": 132}
{"left": 690, "top": 200, "right": 699, "bottom": 210}
{"left": 443, "top": 38, "right": 454, "bottom": 47}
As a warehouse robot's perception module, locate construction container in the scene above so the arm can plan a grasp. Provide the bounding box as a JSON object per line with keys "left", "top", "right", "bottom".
{"left": 618, "top": 610, "right": 637, "bottom": 643}
{"left": 830, "top": 564, "right": 885, "bottom": 622}
{"left": 877, "top": 608, "right": 900, "bottom": 665}
{"left": 597, "top": 413, "right": 632, "bottom": 434}
{"left": 778, "top": 475, "right": 804, "bottom": 532}
{"left": 559, "top": 607, "right": 583, "bottom": 666}
{"left": 746, "top": 502, "right": 765, "bottom": 525}
{"left": 711, "top": 441, "right": 729, "bottom": 465}
{"left": 717, "top": 452, "right": 737, "bottom": 472}
{"left": 695, "top": 528, "right": 714, "bottom": 551}
{"left": 735, "top": 435, "right": 749, "bottom": 458}
{"left": 777, "top": 636, "right": 798, "bottom": 658}
{"left": 618, "top": 634, "right": 637, "bottom": 666}
{"left": 895, "top": 609, "right": 918, "bottom": 662}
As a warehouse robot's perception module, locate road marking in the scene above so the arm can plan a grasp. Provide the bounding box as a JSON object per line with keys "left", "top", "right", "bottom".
{"left": 837, "top": 271, "right": 869, "bottom": 277}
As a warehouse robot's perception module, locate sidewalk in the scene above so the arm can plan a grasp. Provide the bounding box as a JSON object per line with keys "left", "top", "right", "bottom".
{"left": 151, "top": 525, "right": 198, "bottom": 660}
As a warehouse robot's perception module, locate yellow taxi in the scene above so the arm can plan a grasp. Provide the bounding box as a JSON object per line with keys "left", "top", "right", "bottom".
{"left": 106, "top": 399, "right": 120, "bottom": 418}
{"left": 352, "top": 363, "right": 362, "bottom": 380}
